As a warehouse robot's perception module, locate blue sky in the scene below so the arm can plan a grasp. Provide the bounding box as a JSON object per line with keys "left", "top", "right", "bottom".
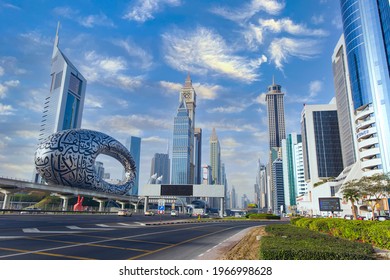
{"left": 0, "top": 0, "right": 343, "bottom": 204}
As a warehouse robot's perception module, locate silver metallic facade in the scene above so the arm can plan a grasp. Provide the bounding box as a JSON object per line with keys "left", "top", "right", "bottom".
{"left": 340, "top": 0, "right": 390, "bottom": 174}
{"left": 35, "top": 129, "right": 136, "bottom": 195}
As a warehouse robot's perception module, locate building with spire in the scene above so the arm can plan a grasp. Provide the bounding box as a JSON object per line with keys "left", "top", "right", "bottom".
{"left": 35, "top": 23, "right": 87, "bottom": 183}
{"left": 171, "top": 100, "right": 192, "bottom": 184}
{"left": 266, "top": 77, "right": 286, "bottom": 149}
{"left": 38, "top": 23, "right": 87, "bottom": 143}
{"left": 210, "top": 128, "right": 221, "bottom": 185}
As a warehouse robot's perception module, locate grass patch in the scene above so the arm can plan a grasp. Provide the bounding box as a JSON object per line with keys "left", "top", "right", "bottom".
{"left": 260, "top": 224, "right": 375, "bottom": 260}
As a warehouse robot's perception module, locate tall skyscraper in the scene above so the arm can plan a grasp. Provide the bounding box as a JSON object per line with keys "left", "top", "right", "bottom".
{"left": 210, "top": 127, "right": 221, "bottom": 184}
{"left": 272, "top": 158, "right": 284, "bottom": 213}
{"left": 257, "top": 162, "right": 268, "bottom": 209}
{"left": 194, "top": 127, "right": 202, "bottom": 184}
{"left": 179, "top": 73, "right": 197, "bottom": 183}
{"left": 282, "top": 133, "right": 302, "bottom": 208}
{"left": 301, "top": 104, "right": 344, "bottom": 184}
{"left": 171, "top": 101, "right": 192, "bottom": 184}
{"left": 293, "top": 142, "right": 307, "bottom": 196}
{"left": 340, "top": 0, "right": 390, "bottom": 175}
{"left": 150, "top": 153, "right": 170, "bottom": 184}
{"left": 266, "top": 78, "right": 286, "bottom": 149}
{"left": 94, "top": 161, "right": 105, "bottom": 180}
{"left": 126, "top": 136, "right": 141, "bottom": 195}
{"left": 332, "top": 34, "right": 357, "bottom": 169}
{"left": 38, "top": 23, "right": 86, "bottom": 143}
{"left": 229, "top": 186, "right": 236, "bottom": 209}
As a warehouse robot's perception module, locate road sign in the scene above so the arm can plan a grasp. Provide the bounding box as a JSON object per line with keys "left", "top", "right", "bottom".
{"left": 158, "top": 199, "right": 165, "bottom": 214}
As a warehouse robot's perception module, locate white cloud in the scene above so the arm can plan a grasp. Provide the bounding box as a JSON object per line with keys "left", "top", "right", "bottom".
{"left": 0, "top": 66, "right": 4, "bottom": 76}
{"left": 255, "top": 93, "right": 267, "bottom": 106}
{"left": 15, "top": 130, "right": 39, "bottom": 139}
{"left": 20, "top": 31, "right": 52, "bottom": 46}
{"left": 159, "top": 80, "right": 222, "bottom": 100}
{"left": 0, "top": 103, "right": 15, "bottom": 115}
{"left": 211, "top": 0, "right": 285, "bottom": 23}
{"left": 208, "top": 106, "right": 246, "bottom": 114}
{"left": 221, "top": 137, "right": 242, "bottom": 148}
{"left": 79, "top": 13, "right": 115, "bottom": 28}
{"left": 162, "top": 26, "right": 265, "bottom": 82}
{"left": 82, "top": 51, "right": 143, "bottom": 91}
{"left": 332, "top": 14, "right": 343, "bottom": 30}
{"left": 0, "top": 79, "right": 20, "bottom": 98}
{"left": 114, "top": 38, "right": 153, "bottom": 70}
{"left": 309, "top": 80, "right": 323, "bottom": 97}
{"left": 0, "top": 57, "right": 26, "bottom": 75}
{"left": 85, "top": 95, "right": 103, "bottom": 109}
{"left": 123, "top": 0, "right": 181, "bottom": 23}
{"left": 268, "top": 37, "right": 321, "bottom": 69}
{"left": 259, "top": 18, "right": 328, "bottom": 36}
{"left": 20, "top": 88, "right": 46, "bottom": 113}
{"left": 311, "top": 14, "right": 325, "bottom": 25}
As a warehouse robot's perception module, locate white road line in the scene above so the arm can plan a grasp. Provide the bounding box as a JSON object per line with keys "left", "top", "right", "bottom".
{"left": 23, "top": 228, "right": 79, "bottom": 234}
{"left": 0, "top": 236, "right": 24, "bottom": 239}
{"left": 134, "top": 222, "right": 146, "bottom": 226}
{"left": 67, "top": 226, "right": 113, "bottom": 231}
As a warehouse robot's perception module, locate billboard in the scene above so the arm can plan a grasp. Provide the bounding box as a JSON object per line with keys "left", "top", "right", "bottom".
{"left": 318, "top": 197, "right": 341, "bottom": 212}
{"left": 161, "top": 184, "right": 193, "bottom": 196}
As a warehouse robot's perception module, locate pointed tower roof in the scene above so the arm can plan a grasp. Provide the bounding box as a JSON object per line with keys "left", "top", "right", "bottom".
{"left": 210, "top": 127, "right": 218, "bottom": 141}
{"left": 52, "top": 22, "right": 60, "bottom": 59}
{"left": 184, "top": 72, "right": 192, "bottom": 87}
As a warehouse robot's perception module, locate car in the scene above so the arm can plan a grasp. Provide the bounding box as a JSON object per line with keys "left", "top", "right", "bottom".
{"left": 144, "top": 210, "right": 155, "bottom": 216}
{"left": 117, "top": 209, "right": 132, "bottom": 217}
{"left": 357, "top": 215, "right": 366, "bottom": 220}
{"left": 344, "top": 214, "right": 354, "bottom": 220}
{"left": 20, "top": 207, "right": 41, "bottom": 214}
{"left": 375, "top": 216, "right": 390, "bottom": 221}
{"left": 171, "top": 210, "right": 178, "bottom": 217}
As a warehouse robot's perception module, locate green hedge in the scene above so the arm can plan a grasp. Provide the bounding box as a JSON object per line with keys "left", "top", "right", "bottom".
{"left": 291, "top": 218, "right": 390, "bottom": 250}
{"left": 260, "top": 224, "right": 375, "bottom": 260}
{"left": 246, "top": 213, "right": 280, "bottom": 220}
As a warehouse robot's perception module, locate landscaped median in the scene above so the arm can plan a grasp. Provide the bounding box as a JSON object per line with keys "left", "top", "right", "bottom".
{"left": 259, "top": 224, "right": 375, "bottom": 260}
{"left": 291, "top": 217, "right": 390, "bottom": 250}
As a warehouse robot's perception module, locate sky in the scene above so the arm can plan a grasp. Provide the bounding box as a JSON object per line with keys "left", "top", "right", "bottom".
{"left": 0, "top": 0, "right": 344, "bottom": 205}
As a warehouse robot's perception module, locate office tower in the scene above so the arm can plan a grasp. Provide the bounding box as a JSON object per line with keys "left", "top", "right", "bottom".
{"left": 94, "top": 161, "right": 105, "bottom": 179}
{"left": 150, "top": 153, "right": 170, "bottom": 184}
{"left": 126, "top": 136, "right": 141, "bottom": 195}
{"left": 266, "top": 78, "right": 286, "bottom": 149}
{"left": 241, "top": 194, "right": 249, "bottom": 209}
{"left": 258, "top": 163, "right": 268, "bottom": 209}
{"left": 202, "top": 165, "right": 212, "bottom": 184}
{"left": 272, "top": 158, "right": 285, "bottom": 214}
{"left": 293, "top": 142, "right": 307, "bottom": 196}
{"left": 340, "top": 0, "right": 390, "bottom": 175}
{"left": 194, "top": 128, "right": 202, "bottom": 184}
{"left": 210, "top": 128, "right": 221, "bottom": 184}
{"left": 171, "top": 100, "right": 192, "bottom": 184}
{"left": 229, "top": 186, "right": 236, "bottom": 209}
{"left": 301, "top": 104, "right": 344, "bottom": 184}
{"left": 180, "top": 73, "right": 197, "bottom": 183}
{"left": 38, "top": 23, "right": 86, "bottom": 143}
{"left": 282, "top": 133, "right": 302, "bottom": 208}
{"left": 332, "top": 34, "right": 357, "bottom": 168}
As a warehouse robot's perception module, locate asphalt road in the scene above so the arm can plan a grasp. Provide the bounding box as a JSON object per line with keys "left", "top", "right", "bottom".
{"left": 0, "top": 213, "right": 283, "bottom": 260}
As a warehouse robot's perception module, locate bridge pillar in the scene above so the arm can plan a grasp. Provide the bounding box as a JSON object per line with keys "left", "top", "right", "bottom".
{"left": 0, "top": 188, "right": 17, "bottom": 209}
{"left": 93, "top": 198, "right": 107, "bottom": 212}
{"left": 220, "top": 197, "right": 225, "bottom": 218}
{"left": 116, "top": 201, "right": 126, "bottom": 209}
{"left": 58, "top": 195, "right": 74, "bottom": 211}
{"left": 144, "top": 196, "right": 149, "bottom": 213}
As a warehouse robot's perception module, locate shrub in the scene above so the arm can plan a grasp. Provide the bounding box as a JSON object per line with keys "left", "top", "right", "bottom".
{"left": 248, "top": 213, "right": 280, "bottom": 220}
{"left": 260, "top": 224, "right": 375, "bottom": 260}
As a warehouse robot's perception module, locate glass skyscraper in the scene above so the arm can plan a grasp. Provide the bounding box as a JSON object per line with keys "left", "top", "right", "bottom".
{"left": 150, "top": 153, "right": 170, "bottom": 184}
{"left": 210, "top": 127, "right": 221, "bottom": 185}
{"left": 38, "top": 23, "right": 86, "bottom": 143}
{"left": 171, "top": 101, "right": 192, "bottom": 184}
{"left": 126, "top": 136, "right": 141, "bottom": 195}
{"left": 301, "top": 104, "right": 344, "bottom": 184}
{"left": 340, "top": 0, "right": 390, "bottom": 175}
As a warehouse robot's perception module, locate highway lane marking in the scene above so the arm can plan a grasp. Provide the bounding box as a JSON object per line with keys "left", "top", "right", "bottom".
{"left": 95, "top": 224, "right": 140, "bottom": 228}
{"left": 25, "top": 236, "right": 151, "bottom": 253}
{"left": 127, "top": 225, "right": 238, "bottom": 260}
{"left": 0, "top": 223, "right": 220, "bottom": 259}
{"left": 0, "top": 246, "right": 94, "bottom": 260}
{"left": 67, "top": 225, "right": 113, "bottom": 231}
{"left": 0, "top": 236, "right": 24, "bottom": 240}
{"left": 23, "top": 228, "right": 80, "bottom": 234}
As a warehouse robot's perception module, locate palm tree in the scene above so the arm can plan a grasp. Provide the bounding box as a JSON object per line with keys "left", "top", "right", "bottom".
{"left": 341, "top": 179, "right": 362, "bottom": 220}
